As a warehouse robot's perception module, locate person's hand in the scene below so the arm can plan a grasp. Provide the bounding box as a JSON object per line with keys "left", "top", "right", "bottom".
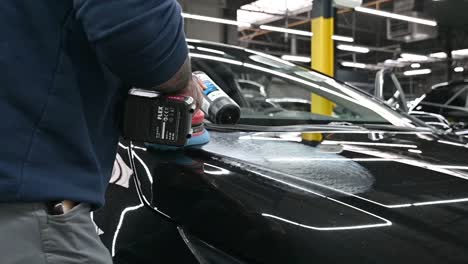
{"left": 145, "top": 74, "right": 210, "bottom": 150}
{"left": 173, "top": 74, "right": 206, "bottom": 110}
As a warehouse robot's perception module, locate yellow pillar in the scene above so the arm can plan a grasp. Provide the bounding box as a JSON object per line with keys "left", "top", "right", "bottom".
{"left": 303, "top": 0, "right": 334, "bottom": 142}
{"left": 311, "top": 17, "right": 334, "bottom": 116}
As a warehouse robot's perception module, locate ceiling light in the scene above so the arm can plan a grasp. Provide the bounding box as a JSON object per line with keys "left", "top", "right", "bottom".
{"left": 281, "top": 55, "right": 311, "bottom": 63}
{"left": 341, "top": 61, "right": 366, "bottom": 69}
{"left": 259, "top": 25, "right": 313, "bottom": 37}
{"left": 332, "top": 35, "right": 354, "bottom": 42}
{"left": 337, "top": 44, "right": 370, "bottom": 53}
{"left": 182, "top": 13, "right": 251, "bottom": 28}
{"left": 429, "top": 52, "right": 447, "bottom": 59}
{"left": 354, "top": 7, "right": 437, "bottom": 27}
{"left": 428, "top": 49, "right": 468, "bottom": 59}
{"left": 454, "top": 67, "right": 464, "bottom": 73}
{"left": 452, "top": 49, "right": 468, "bottom": 58}
{"left": 398, "top": 53, "right": 429, "bottom": 62}
{"left": 400, "top": 53, "right": 429, "bottom": 61}
{"left": 403, "top": 69, "right": 432, "bottom": 76}
{"left": 383, "top": 59, "right": 406, "bottom": 67}
{"left": 411, "top": 63, "right": 421, "bottom": 68}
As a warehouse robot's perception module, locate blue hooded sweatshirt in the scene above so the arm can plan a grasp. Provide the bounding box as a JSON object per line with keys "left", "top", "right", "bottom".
{"left": 0, "top": 0, "right": 188, "bottom": 207}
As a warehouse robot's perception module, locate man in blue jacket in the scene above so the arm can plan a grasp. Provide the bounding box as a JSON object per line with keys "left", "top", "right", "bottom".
{"left": 0, "top": 1, "right": 201, "bottom": 263}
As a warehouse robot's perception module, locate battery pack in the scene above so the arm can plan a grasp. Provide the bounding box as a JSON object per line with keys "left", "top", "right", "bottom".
{"left": 122, "top": 89, "right": 195, "bottom": 146}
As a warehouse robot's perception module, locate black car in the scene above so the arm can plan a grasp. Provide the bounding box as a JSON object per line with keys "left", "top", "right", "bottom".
{"left": 411, "top": 80, "right": 468, "bottom": 125}
{"left": 93, "top": 41, "right": 468, "bottom": 264}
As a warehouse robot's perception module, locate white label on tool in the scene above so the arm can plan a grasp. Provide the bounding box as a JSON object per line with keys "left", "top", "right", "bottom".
{"left": 129, "top": 88, "right": 160, "bottom": 98}
{"left": 202, "top": 98, "right": 210, "bottom": 113}
{"left": 161, "top": 122, "right": 166, "bottom": 140}
{"left": 194, "top": 72, "right": 210, "bottom": 82}
{"left": 207, "top": 90, "right": 224, "bottom": 101}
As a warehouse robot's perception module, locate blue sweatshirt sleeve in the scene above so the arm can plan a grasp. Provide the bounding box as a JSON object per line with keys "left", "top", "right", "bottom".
{"left": 74, "top": 0, "right": 188, "bottom": 88}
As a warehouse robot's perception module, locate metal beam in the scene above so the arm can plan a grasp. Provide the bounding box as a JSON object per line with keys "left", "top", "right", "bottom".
{"left": 337, "top": 0, "right": 393, "bottom": 14}
{"left": 239, "top": 19, "right": 310, "bottom": 40}
{"left": 336, "top": 23, "right": 377, "bottom": 34}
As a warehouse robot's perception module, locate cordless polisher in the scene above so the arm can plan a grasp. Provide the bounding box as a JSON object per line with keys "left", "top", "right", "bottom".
{"left": 121, "top": 71, "right": 240, "bottom": 148}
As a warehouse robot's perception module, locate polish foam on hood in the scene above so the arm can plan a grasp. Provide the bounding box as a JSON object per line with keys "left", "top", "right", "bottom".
{"left": 203, "top": 131, "right": 375, "bottom": 194}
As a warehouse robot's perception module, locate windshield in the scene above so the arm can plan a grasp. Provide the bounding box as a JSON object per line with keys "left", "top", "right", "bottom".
{"left": 190, "top": 44, "right": 421, "bottom": 127}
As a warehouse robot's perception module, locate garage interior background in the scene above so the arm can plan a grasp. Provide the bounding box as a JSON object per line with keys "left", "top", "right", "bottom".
{"left": 177, "top": 0, "right": 468, "bottom": 101}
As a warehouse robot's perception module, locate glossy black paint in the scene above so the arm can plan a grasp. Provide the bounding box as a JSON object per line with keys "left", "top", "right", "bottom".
{"left": 94, "top": 128, "right": 468, "bottom": 264}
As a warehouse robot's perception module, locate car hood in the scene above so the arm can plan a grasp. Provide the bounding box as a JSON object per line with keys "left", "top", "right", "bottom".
{"left": 203, "top": 129, "right": 468, "bottom": 206}
{"left": 142, "top": 128, "right": 468, "bottom": 263}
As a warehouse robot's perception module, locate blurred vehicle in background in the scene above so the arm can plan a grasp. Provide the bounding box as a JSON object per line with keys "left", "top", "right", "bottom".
{"left": 410, "top": 80, "right": 468, "bottom": 127}
{"left": 374, "top": 70, "right": 468, "bottom": 131}
{"left": 265, "top": 98, "right": 311, "bottom": 112}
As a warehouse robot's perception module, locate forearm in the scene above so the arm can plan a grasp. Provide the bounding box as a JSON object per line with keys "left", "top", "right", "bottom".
{"left": 153, "top": 57, "right": 191, "bottom": 94}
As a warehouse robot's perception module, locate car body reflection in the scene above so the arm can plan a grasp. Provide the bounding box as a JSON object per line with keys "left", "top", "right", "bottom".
{"left": 94, "top": 40, "right": 468, "bottom": 264}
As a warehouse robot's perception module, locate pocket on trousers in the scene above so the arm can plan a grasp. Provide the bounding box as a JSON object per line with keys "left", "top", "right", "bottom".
{"left": 46, "top": 203, "right": 90, "bottom": 223}
{"left": 41, "top": 203, "right": 112, "bottom": 264}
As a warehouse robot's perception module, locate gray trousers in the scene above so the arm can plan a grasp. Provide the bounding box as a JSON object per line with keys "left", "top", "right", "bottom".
{"left": 0, "top": 203, "right": 113, "bottom": 264}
